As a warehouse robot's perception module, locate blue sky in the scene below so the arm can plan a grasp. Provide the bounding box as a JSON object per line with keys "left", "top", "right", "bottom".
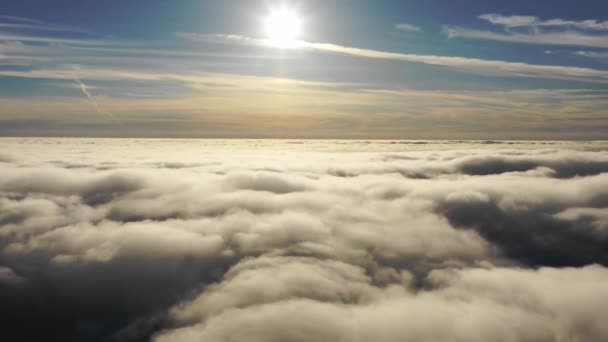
{"left": 1, "top": 0, "right": 607, "bottom": 139}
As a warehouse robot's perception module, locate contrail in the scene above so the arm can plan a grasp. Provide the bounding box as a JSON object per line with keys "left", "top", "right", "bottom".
{"left": 75, "top": 79, "right": 122, "bottom": 125}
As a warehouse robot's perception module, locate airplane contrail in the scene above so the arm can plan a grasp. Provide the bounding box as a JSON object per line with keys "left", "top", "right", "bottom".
{"left": 75, "top": 79, "right": 122, "bottom": 125}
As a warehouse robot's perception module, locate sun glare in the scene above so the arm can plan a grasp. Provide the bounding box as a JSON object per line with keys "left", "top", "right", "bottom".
{"left": 264, "top": 8, "right": 302, "bottom": 48}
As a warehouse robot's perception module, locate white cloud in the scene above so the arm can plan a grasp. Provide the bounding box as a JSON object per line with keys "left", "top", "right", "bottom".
{"left": 395, "top": 23, "right": 422, "bottom": 32}
{"left": 158, "top": 265, "right": 608, "bottom": 342}
{"left": 479, "top": 14, "right": 608, "bottom": 31}
{"left": 1, "top": 140, "right": 608, "bottom": 340}
{"left": 446, "top": 14, "right": 608, "bottom": 48}
{"left": 445, "top": 26, "right": 608, "bottom": 48}
{"left": 576, "top": 50, "right": 608, "bottom": 61}
{"left": 0, "top": 15, "right": 90, "bottom": 34}
{"left": 0, "top": 33, "right": 117, "bottom": 47}
{"left": 478, "top": 14, "right": 538, "bottom": 28}
{"left": 179, "top": 33, "right": 608, "bottom": 83}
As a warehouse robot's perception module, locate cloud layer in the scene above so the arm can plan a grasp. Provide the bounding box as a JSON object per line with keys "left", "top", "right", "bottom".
{"left": 0, "top": 139, "right": 607, "bottom": 341}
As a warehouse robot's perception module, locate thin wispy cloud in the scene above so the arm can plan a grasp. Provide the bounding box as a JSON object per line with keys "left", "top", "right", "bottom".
{"left": 75, "top": 78, "right": 122, "bottom": 125}
{"left": 0, "top": 33, "right": 122, "bottom": 47}
{"left": 0, "top": 23, "right": 90, "bottom": 33}
{"left": 395, "top": 23, "right": 422, "bottom": 32}
{"left": 445, "top": 26, "right": 608, "bottom": 48}
{"left": 479, "top": 14, "right": 608, "bottom": 31}
{"left": 576, "top": 50, "right": 608, "bottom": 61}
{"left": 0, "top": 15, "right": 47, "bottom": 24}
{"left": 2, "top": 80, "right": 606, "bottom": 139}
{"left": 446, "top": 14, "right": 608, "bottom": 48}
{"left": 5, "top": 30, "right": 608, "bottom": 86}
{"left": 179, "top": 33, "right": 608, "bottom": 83}
{"left": 0, "top": 15, "right": 90, "bottom": 34}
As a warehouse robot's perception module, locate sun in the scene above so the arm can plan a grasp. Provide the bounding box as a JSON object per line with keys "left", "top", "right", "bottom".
{"left": 264, "top": 8, "right": 302, "bottom": 48}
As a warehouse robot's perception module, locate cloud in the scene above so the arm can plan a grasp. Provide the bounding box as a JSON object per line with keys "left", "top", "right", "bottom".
{"left": 575, "top": 50, "right": 608, "bottom": 61}
{"left": 479, "top": 14, "right": 608, "bottom": 31}
{"left": 0, "top": 15, "right": 46, "bottom": 24}
{"left": 2, "top": 17, "right": 608, "bottom": 139}
{"left": 1, "top": 29, "right": 608, "bottom": 139}
{"left": 179, "top": 33, "right": 608, "bottom": 83}
{"left": 0, "top": 15, "right": 89, "bottom": 35}
{"left": 446, "top": 14, "right": 608, "bottom": 48}
{"left": 0, "top": 266, "right": 27, "bottom": 286}
{"left": 0, "top": 154, "right": 15, "bottom": 163}
{"left": 0, "top": 33, "right": 118, "bottom": 47}
{"left": 445, "top": 26, "right": 608, "bottom": 48}
{"left": 157, "top": 265, "right": 608, "bottom": 342}
{"left": 0, "top": 23, "right": 89, "bottom": 34}
{"left": 0, "top": 140, "right": 608, "bottom": 341}
{"left": 3, "top": 68, "right": 607, "bottom": 139}
{"left": 75, "top": 79, "right": 122, "bottom": 125}
{"left": 395, "top": 23, "right": 422, "bottom": 32}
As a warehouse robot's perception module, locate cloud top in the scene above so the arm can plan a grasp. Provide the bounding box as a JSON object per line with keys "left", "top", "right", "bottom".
{"left": 0, "top": 139, "right": 607, "bottom": 341}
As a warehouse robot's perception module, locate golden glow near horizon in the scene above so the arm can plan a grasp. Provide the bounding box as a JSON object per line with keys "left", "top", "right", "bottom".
{"left": 264, "top": 8, "right": 302, "bottom": 48}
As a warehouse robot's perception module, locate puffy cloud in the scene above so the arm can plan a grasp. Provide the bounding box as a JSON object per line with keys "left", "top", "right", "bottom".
{"left": 157, "top": 265, "right": 608, "bottom": 342}
{"left": 0, "top": 139, "right": 607, "bottom": 341}
{"left": 171, "top": 256, "right": 380, "bottom": 323}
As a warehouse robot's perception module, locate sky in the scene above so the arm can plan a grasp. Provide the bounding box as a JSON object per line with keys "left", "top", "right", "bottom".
{"left": 1, "top": 0, "right": 608, "bottom": 139}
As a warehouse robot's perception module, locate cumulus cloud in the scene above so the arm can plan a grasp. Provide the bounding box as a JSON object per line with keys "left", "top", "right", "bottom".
{"left": 157, "top": 265, "right": 608, "bottom": 342}
{"left": 0, "top": 139, "right": 607, "bottom": 341}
